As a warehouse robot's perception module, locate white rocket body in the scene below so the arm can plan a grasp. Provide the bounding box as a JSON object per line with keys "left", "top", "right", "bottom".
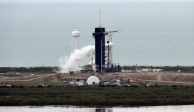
{"left": 105, "top": 30, "right": 120, "bottom": 68}
{"left": 106, "top": 33, "right": 114, "bottom": 66}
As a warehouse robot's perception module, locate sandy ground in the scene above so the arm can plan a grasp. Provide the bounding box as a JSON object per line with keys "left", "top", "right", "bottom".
{"left": 1, "top": 72, "right": 194, "bottom": 83}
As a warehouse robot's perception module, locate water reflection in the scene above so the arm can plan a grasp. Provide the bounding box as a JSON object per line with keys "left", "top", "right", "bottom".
{"left": 95, "top": 109, "right": 113, "bottom": 112}
{"left": 0, "top": 105, "right": 193, "bottom": 112}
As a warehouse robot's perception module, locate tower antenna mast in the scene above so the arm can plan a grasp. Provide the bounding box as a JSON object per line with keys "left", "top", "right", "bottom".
{"left": 99, "top": 10, "right": 101, "bottom": 27}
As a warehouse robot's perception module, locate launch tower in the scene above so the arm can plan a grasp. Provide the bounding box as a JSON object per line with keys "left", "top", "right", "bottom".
{"left": 93, "top": 10, "right": 120, "bottom": 72}
{"left": 93, "top": 27, "right": 106, "bottom": 72}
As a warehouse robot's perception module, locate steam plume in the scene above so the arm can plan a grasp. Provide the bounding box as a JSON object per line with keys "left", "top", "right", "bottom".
{"left": 57, "top": 45, "right": 95, "bottom": 73}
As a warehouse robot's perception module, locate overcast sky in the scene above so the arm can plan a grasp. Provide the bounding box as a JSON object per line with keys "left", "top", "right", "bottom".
{"left": 0, "top": 0, "right": 194, "bottom": 3}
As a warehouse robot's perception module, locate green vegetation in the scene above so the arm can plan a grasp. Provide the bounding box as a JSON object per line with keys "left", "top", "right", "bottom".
{"left": 122, "top": 66, "right": 194, "bottom": 73}
{"left": 0, "top": 71, "right": 54, "bottom": 77}
{"left": 151, "top": 66, "right": 194, "bottom": 73}
{"left": 0, "top": 84, "right": 194, "bottom": 106}
{"left": 1, "top": 82, "right": 69, "bottom": 87}
{"left": 1, "top": 66, "right": 194, "bottom": 73}
{"left": 0, "top": 67, "right": 58, "bottom": 73}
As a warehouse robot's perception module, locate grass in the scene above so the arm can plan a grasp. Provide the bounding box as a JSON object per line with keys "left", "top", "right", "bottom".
{"left": 0, "top": 81, "right": 69, "bottom": 87}
{"left": 0, "top": 84, "right": 194, "bottom": 106}
{"left": 0, "top": 71, "right": 54, "bottom": 77}
{"left": 122, "top": 66, "right": 194, "bottom": 73}
{"left": 130, "top": 83, "right": 141, "bottom": 86}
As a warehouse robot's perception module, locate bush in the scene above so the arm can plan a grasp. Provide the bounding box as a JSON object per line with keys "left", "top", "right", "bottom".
{"left": 19, "top": 85, "right": 25, "bottom": 88}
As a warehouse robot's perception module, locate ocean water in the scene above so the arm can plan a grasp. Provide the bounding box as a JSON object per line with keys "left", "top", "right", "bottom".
{"left": 0, "top": 2, "right": 194, "bottom": 67}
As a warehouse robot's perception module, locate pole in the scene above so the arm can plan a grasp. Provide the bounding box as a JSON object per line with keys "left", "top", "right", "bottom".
{"left": 115, "top": 63, "right": 116, "bottom": 72}
{"left": 55, "top": 75, "right": 56, "bottom": 87}
{"left": 20, "top": 76, "right": 21, "bottom": 85}
{"left": 35, "top": 75, "right": 37, "bottom": 86}
{"left": 99, "top": 10, "right": 101, "bottom": 27}
{"left": 108, "top": 42, "right": 109, "bottom": 69}
{"left": 146, "top": 63, "right": 147, "bottom": 69}
{"left": 101, "top": 38, "right": 102, "bottom": 72}
{"left": 75, "top": 37, "right": 76, "bottom": 50}
{"left": 91, "top": 57, "right": 93, "bottom": 71}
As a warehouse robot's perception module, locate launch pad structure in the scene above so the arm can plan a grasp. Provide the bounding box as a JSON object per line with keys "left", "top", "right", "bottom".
{"left": 93, "top": 10, "right": 120, "bottom": 72}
